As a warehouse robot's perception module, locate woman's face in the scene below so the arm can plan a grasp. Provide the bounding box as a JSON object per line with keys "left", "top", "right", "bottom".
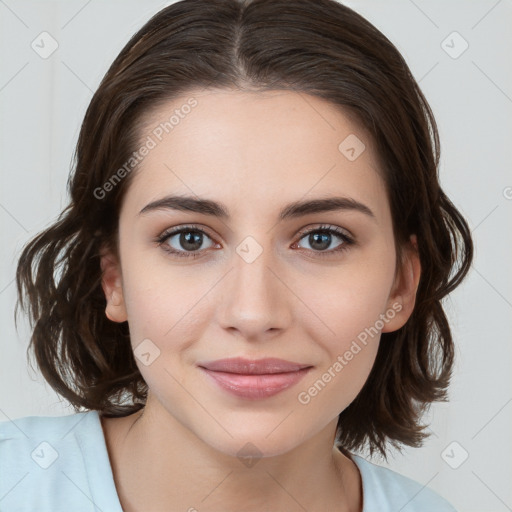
{"left": 101, "top": 88, "right": 420, "bottom": 457}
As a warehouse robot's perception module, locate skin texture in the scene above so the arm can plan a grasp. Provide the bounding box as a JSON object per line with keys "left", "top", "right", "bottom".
{"left": 100, "top": 89, "right": 421, "bottom": 512}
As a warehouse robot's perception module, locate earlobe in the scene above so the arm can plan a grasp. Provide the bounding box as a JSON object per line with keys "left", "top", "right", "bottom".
{"left": 100, "top": 247, "right": 128, "bottom": 323}
{"left": 110, "top": 289, "right": 123, "bottom": 307}
{"left": 381, "top": 234, "right": 421, "bottom": 333}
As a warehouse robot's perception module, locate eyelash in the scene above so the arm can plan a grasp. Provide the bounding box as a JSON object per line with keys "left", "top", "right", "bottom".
{"left": 155, "top": 224, "right": 355, "bottom": 259}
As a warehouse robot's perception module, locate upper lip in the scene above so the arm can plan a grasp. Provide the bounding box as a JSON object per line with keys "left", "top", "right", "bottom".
{"left": 198, "top": 357, "right": 312, "bottom": 374}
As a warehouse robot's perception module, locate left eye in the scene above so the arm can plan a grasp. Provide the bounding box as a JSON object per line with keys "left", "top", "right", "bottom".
{"left": 294, "top": 225, "right": 354, "bottom": 255}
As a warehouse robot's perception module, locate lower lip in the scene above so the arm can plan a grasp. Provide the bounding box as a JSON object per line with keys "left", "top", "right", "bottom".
{"left": 200, "top": 367, "right": 312, "bottom": 399}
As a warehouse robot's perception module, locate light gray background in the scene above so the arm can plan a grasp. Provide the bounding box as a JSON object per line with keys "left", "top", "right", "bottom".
{"left": 1, "top": 1, "right": 511, "bottom": 511}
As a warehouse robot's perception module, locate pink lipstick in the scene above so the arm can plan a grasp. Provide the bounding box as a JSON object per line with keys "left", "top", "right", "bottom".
{"left": 198, "top": 357, "right": 312, "bottom": 399}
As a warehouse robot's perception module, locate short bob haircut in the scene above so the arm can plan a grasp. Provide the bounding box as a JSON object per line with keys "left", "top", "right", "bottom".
{"left": 16, "top": 0, "right": 473, "bottom": 460}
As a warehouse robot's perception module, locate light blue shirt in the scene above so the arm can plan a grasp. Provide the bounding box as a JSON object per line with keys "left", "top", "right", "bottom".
{"left": 0, "top": 411, "right": 456, "bottom": 511}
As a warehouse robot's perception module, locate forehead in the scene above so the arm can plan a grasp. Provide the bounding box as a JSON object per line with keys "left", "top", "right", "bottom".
{"left": 123, "top": 88, "right": 389, "bottom": 222}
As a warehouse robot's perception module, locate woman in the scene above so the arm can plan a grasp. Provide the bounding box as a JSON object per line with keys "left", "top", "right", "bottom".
{"left": 2, "top": 0, "right": 472, "bottom": 510}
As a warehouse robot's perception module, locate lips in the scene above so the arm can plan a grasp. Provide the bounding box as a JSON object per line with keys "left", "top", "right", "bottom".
{"left": 198, "top": 357, "right": 313, "bottom": 399}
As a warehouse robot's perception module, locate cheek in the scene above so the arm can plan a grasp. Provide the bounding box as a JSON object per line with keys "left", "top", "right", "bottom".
{"left": 296, "top": 280, "right": 387, "bottom": 418}
{"left": 302, "top": 253, "right": 396, "bottom": 347}
{"left": 295, "top": 252, "right": 395, "bottom": 408}
{"left": 119, "top": 249, "right": 222, "bottom": 369}
{"left": 122, "top": 272, "right": 206, "bottom": 343}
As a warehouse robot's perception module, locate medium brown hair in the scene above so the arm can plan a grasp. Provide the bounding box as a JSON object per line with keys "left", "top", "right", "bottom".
{"left": 15, "top": 0, "right": 473, "bottom": 459}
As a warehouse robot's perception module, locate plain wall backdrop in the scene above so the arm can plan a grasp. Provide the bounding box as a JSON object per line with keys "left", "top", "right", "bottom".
{"left": 1, "top": 1, "right": 511, "bottom": 511}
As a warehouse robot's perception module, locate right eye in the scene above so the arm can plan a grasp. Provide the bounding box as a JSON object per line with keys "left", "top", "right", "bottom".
{"left": 156, "top": 225, "right": 218, "bottom": 258}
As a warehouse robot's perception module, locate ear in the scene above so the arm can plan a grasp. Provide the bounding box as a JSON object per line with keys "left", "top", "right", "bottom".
{"left": 100, "top": 245, "right": 128, "bottom": 323}
{"left": 381, "top": 234, "right": 421, "bottom": 333}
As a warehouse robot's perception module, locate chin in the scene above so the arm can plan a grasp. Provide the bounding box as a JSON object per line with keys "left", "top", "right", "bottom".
{"left": 194, "top": 419, "right": 314, "bottom": 460}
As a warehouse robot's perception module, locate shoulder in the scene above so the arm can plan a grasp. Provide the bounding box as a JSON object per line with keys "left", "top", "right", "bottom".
{"left": 0, "top": 410, "right": 99, "bottom": 467}
{"left": 0, "top": 409, "right": 97, "bottom": 466}
{"left": 351, "top": 454, "right": 457, "bottom": 512}
{"left": 0, "top": 410, "right": 118, "bottom": 511}
{"left": 0, "top": 409, "right": 96, "bottom": 441}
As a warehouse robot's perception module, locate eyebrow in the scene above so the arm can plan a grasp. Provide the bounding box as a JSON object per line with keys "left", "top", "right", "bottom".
{"left": 139, "top": 194, "right": 376, "bottom": 221}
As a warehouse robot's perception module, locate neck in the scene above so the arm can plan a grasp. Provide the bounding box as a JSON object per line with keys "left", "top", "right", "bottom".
{"left": 101, "top": 396, "right": 362, "bottom": 512}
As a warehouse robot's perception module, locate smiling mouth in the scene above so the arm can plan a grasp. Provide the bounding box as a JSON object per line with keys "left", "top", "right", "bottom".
{"left": 197, "top": 357, "right": 313, "bottom": 399}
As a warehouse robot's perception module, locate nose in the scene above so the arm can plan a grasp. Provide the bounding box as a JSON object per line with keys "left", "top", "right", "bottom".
{"left": 216, "top": 238, "right": 292, "bottom": 341}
